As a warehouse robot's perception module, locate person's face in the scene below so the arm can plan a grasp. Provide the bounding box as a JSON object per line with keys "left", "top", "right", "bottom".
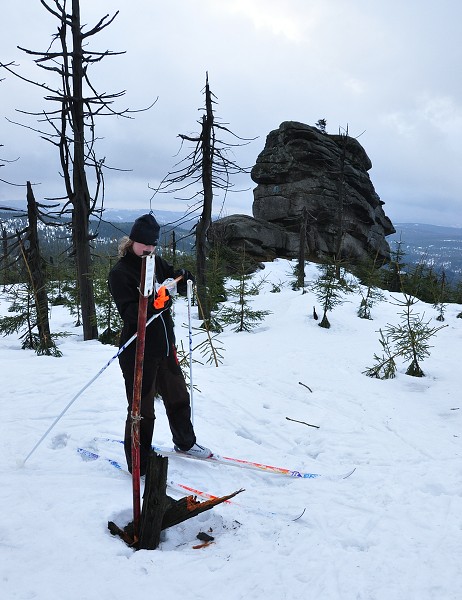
{"left": 132, "top": 241, "right": 156, "bottom": 256}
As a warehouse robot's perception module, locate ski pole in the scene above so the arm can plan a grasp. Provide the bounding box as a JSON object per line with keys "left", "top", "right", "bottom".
{"left": 22, "top": 274, "right": 183, "bottom": 465}
{"left": 186, "top": 278, "right": 194, "bottom": 425}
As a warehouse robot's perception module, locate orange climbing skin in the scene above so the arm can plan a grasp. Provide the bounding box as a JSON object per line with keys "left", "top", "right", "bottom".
{"left": 186, "top": 495, "right": 201, "bottom": 512}
{"left": 153, "top": 286, "right": 169, "bottom": 309}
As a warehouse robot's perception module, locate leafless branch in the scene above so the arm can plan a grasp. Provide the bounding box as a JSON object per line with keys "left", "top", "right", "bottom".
{"left": 298, "top": 381, "right": 313, "bottom": 392}
{"left": 285, "top": 417, "right": 320, "bottom": 429}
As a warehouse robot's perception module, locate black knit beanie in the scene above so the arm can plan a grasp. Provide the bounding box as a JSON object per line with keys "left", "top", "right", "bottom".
{"left": 129, "top": 214, "right": 160, "bottom": 245}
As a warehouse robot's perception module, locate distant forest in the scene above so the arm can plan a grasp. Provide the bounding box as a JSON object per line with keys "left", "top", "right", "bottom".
{"left": 1, "top": 209, "right": 461, "bottom": 281}
{"left": 0, "top": 210, "right": 195, "bottom": 259}
{"left": 389, "top": 223, "right": 462, "bottom": 282}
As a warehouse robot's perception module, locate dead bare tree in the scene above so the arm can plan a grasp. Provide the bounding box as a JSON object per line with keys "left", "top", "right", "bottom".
{"left": 0, "top": 0, "right": 151, "bottom": 339}
{"left": 335, "top": 126, "right": 348, "bottom": 272}
{"left": 152, "top": 73, "right": 253, "bottom": 323}
{"left": 23, "top": 182, "right": 55, "bottom": 353}
{"left": 296, "top": 207, "right": 308, "bottom": 290}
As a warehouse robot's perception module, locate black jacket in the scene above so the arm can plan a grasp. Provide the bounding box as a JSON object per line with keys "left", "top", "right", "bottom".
{"left": 108, "top": 251, "right": 183, "bottom": 360}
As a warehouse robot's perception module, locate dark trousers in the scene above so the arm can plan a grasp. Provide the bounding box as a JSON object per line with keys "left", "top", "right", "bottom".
{"left": 119, "top": 345, "right": 196, "bottom": 475}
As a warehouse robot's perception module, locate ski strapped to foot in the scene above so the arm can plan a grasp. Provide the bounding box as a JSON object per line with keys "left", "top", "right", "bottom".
{"left": 77, "top": 447, "right": 306, "bottom": 520}
{"left": 153, "top": 445, "right": 356, "bottom": 480}
{"left": 94, "top": 438, "right": 355, "bottom": 480}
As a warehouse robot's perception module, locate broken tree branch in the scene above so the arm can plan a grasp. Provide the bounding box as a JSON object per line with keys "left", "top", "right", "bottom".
{"left": 286, "top": 417, "right": 320, "bottom": 429}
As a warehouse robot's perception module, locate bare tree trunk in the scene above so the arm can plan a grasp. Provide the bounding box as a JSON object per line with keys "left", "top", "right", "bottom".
{"left": 25, "top": 182, "right": 53, "bottom": 351}
{"left": 72, "top": 205, "right": 97, "bottom": 339}
{"left": 297, "top": 207, "right": 308, "bottom": 290}
{"left": 1, "top": 226, "right": 9, "bottom": 287}
{"left": 196, "top": 78, "right": 214, "bottom": 322}
{"left": 70, "top": 0, "right": 98, "bottom": 340}
{"left": 1, "top": 1, "right": 139, "bottom": 339}
{"left": 171, "top": 230, "right": 177, "bottom": 269}
{"left": 335, "top": 130, "right": 347, "bottom": 277}
{"left": 154, "top": 74, "right": 249, "bottom": 322}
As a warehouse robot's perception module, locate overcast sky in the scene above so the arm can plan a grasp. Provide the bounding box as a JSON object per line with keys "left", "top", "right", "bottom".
{"left": 1, "top": 0, "right": 461, "bottom": 228}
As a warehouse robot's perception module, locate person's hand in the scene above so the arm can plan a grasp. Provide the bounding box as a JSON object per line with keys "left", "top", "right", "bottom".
{"left": 175, "top": 269, "right": 195, "bottom": 284}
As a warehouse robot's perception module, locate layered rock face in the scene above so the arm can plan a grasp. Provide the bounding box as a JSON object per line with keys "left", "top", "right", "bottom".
{"left": 210, "top": 121, "right": 395, "bottom": 265}
{"left": 208, "top": 213, "right": 300, "bottom": 263}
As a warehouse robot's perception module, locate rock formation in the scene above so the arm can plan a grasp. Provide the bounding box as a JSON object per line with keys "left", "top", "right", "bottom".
{"left": 209, "top": 121, "right": 395, "bottom": 266}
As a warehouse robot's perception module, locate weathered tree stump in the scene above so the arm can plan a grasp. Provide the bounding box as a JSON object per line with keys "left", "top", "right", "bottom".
{"left": 139, "top": 451, "right": 171, "bottom": 549}
{"left": 108, "top": 451, "right": 244, "bottom": 550}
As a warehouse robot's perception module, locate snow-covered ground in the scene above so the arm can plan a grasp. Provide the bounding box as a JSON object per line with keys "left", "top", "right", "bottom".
{"left": 1, "top": 259, "right": 461, "bottom": 600}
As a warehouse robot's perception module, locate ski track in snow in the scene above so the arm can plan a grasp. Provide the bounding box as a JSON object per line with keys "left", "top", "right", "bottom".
{"left": 1, "top": 259, "right": 461, "bottom": 600}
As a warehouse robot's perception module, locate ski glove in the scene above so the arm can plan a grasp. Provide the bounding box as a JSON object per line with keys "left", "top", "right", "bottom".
{"left": 175, "top": 269, "right": 195, "bottom": 284}
{"left": 175, "top": 269, "right": 195, "bottom": 296}
{"left": 152, "top": 286, "right": 172, "bottom": 312}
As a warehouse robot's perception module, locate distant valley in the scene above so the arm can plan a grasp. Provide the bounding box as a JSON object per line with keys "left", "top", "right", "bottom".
{"left": 1, "top": 201, "right": 461, "bottom": 280}
{"left": 389, "top": 223, "right": 462, "bottom": 282}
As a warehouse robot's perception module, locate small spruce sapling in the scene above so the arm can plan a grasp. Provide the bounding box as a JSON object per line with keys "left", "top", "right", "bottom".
{"left": 355, "top": 255, "right": 386, "bottom": 319}
{"left": 270, "top": 280, "right": 283, "bottom": 293}
{"left": 218, "top": 254, "right": 271, "bottom": 332}
{"left": 390, "top": 293, "right": 446, "bottom": 376}
{"left": 93, "top": 260, "right": 123, "bottom": 345}
{"left": 453, "top": 280, "right": 462, "bottom": 318}
{"left": 0, "top": 283, "right": 64, "bottom": 356}
{"left": 61, "top": 276, "right": 82, "bottom": 327}
{"left": 174, "top": 340, "right": 202, "bottom": 392}
{"left": 187, "top": 325, "right": 225, "bottom": 367}
{"left": 430, "top": 269, "right": 447, "bottom": 322}
{"left": 290, "top": 262, "right": 304, "bottom": 291}
{"left": 364, "top": 292, "right": 447, "bottom": 378}
{"left": 315, "top": 118, "right": 327, "bottom": 133}
{"left": 363, "top": 329, "right": 397, "bottom": 379}
{"left": 381, "top": 239, "right": 407, "bottom": 293}
{"left": 311, "top": 261, "right": 354, "bottom": 328}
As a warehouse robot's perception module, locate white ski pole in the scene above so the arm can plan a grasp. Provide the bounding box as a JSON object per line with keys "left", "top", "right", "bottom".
{"left": 186, "top": 278, "right": 194, "bottom": 425}
{"left": 22, "top": 312, "right": 159, "bottom": 465}
{"left": 22, "top": 274, "right": 183, "bottom": 465}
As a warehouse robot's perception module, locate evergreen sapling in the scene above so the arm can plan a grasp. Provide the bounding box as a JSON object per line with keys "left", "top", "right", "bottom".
{"left": 355, "top": 255, "right": 386, "bottom": 319}
{"left": 0, "top": 283, "right": 64, "bottom": 356}
{"left": 310, "top": 262, "right": 354, "bottom": 328}
{"left": 93, "top": 259, "right": 123, "bottom": 346}
{"left": 218, "top": 260, "right": 271, "bottom": 332}
{"left": 364, "top": 292, "right": 447, "bottom": 379}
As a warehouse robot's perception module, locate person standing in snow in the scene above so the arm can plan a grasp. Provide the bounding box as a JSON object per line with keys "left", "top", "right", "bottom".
{"left": 108, "top": 213, "right": 211, "bottom": 475}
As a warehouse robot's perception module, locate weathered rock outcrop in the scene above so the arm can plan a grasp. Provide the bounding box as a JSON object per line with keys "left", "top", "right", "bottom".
{"left": 208, "top": 214, "right": 300, "bottom": 263}
{"left": 210, "top": 121, "right": 395, "bottom": 266}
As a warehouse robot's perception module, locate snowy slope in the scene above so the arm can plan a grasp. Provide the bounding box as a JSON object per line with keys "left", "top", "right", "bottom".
{"left": 0, "top": 259, "right": 461, "bottom": 600}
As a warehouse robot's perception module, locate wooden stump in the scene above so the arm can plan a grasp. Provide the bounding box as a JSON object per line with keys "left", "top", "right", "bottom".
{"left": 108, "top": 451, "right": 244, "bottom": 550}
{"left": 139, "top": 451, "right": 170, "bottom": 549}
